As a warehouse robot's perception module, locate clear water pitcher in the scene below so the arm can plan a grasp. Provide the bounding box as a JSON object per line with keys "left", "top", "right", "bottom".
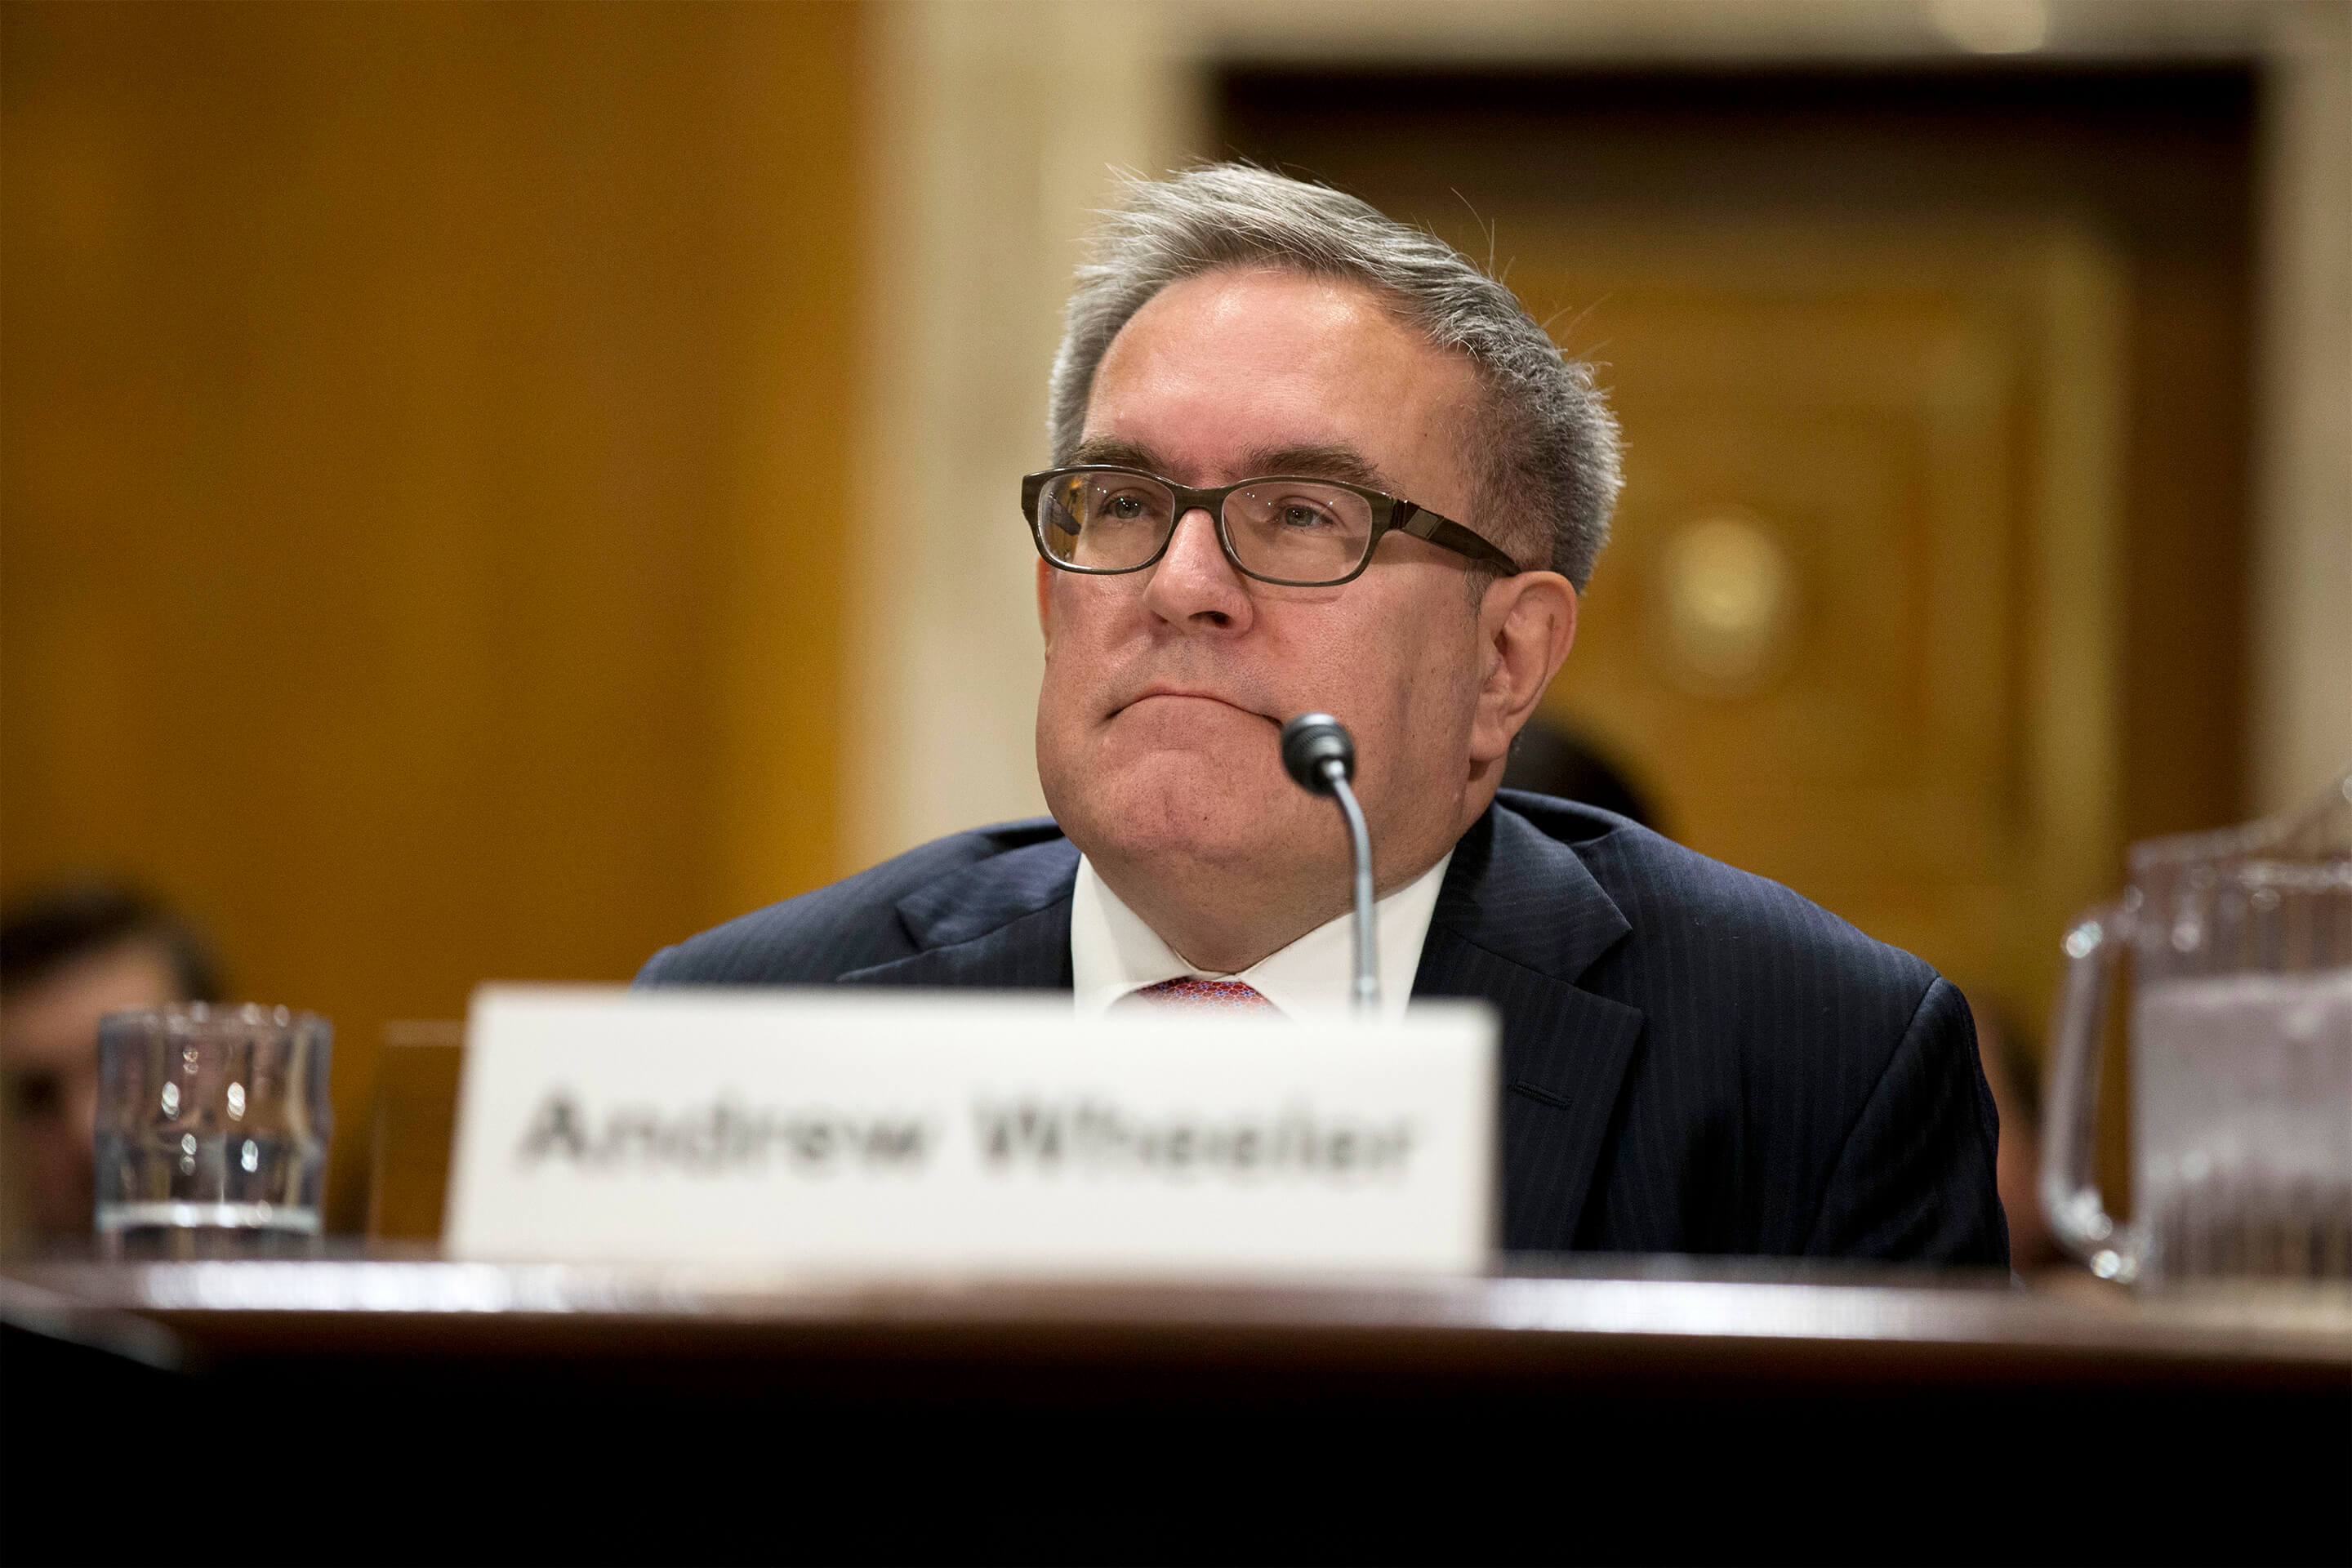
{"left": 2042, "top": 773, "right": 2352, "bottom": 1285}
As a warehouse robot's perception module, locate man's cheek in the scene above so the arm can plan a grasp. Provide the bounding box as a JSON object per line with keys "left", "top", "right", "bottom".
{"left": 1037, "top": 650, "right": 1101, "bottom": 728}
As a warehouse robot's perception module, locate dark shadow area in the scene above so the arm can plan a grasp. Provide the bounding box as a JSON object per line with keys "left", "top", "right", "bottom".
{"left": 6, "top": 1303, "right": 2344, "bottom": 1566}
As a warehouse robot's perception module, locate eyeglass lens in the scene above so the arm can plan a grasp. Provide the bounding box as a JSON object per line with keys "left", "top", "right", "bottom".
{"left": 1036, "top": 472, "right": 1375, "bottom": 584}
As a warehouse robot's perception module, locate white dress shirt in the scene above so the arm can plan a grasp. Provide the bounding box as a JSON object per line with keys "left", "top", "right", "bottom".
{"left": 1070, "top": 851, "right": 1453, "bottom": 1022}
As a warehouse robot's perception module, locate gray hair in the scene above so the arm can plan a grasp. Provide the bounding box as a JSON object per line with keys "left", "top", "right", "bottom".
{"left": 1047, "top": 164, "right": 1621, "bottom": 588}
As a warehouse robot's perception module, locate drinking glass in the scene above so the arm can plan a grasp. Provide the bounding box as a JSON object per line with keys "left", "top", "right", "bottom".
{"left": 95, "top": 1004, "right": 332, "bottom": 1243}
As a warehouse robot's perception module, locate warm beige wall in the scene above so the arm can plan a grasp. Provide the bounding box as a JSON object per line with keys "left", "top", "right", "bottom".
{"left": 1, "top": 1, "right": 862, "bottom": 1225}
{"left": 2252, "top": 0, "right": 2352, "bottom": 814}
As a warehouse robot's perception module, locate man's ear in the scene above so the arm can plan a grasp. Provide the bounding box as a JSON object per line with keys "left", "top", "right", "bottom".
{"left": 1036, "top": 557, "right": 1056, "bottom": 653}
{"left": 1469, "top": 571, "right": 1577, "bottom": 765}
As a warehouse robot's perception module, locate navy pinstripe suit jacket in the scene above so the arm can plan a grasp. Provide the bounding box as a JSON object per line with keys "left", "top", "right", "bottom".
{"left": 638, "top": 792, "right": 2008, "bottom": 1265}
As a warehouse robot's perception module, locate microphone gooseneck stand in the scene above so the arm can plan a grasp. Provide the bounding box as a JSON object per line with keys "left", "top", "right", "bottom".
{"left": 1279, "top": 713, "right": 1379, "bottom": 1015}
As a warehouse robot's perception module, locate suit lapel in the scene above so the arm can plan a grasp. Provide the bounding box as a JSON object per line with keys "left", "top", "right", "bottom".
{"left": 1413, "top": 805, "right": 1645, "bottom": 1252}
{"left": 838, "top": 837, "right": 1079, "bottom": 991}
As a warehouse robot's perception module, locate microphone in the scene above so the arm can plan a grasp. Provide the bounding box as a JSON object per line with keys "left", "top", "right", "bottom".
{"left": 1280, "top": 713, "right": 1379, "bottom": 1014}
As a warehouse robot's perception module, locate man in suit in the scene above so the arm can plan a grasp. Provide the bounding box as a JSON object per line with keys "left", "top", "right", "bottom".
{"left": 642, "top": 165, "right": 2006, "bottom": 1264}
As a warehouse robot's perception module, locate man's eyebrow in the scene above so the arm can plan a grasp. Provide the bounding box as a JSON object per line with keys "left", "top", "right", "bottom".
{"left": 1066, "top": 437, "right": 1163, "bottom": 470}
{"left": 1239, "top": 444, "right": 1389, "bottom": 490}
{"left": 1062, "top": 438, "right": 1392, "bottom": 492}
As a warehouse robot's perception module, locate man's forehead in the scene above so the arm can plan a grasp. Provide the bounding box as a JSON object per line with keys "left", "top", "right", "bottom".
{"left": 1076, "top": 269, "right": 1479, "bottom": 497}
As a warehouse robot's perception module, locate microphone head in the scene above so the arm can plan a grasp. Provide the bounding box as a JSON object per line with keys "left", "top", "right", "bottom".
{"left": 1281, "top": 712, "right": 1355, "bottom": 796}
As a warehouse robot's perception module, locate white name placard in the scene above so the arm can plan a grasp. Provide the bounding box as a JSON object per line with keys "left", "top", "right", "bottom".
{"left": 445, "top": 986, "right": 1496, "bottom": 1276}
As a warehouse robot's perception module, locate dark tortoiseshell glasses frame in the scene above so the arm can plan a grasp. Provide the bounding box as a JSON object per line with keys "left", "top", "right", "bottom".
{"left": 1022, "top": 465, "right": 1525, "bottom": 588}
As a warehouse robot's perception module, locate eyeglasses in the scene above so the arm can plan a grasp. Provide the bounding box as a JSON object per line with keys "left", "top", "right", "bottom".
{"left": 1022, "top": 466, "right": 1523, "bottom": 588}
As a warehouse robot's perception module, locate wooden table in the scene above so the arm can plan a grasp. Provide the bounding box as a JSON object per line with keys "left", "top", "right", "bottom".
{"left": 5, "top": 1254, "right": 2346, "bottom": 1565}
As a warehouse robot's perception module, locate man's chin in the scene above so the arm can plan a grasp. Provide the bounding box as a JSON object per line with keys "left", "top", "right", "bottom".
{"left": 1052, "top": 756, "right": 1308, "bottom": 875}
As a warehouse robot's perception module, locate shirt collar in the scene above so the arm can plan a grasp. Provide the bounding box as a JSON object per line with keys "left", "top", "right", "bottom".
{"left": 1070, "top": 850, "right": 1453, "bottom": 1022}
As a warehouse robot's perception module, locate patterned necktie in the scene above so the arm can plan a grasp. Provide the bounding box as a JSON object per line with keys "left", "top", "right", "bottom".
{"left": 1124, "top": 977, "right": 1276, "bottom": 1013}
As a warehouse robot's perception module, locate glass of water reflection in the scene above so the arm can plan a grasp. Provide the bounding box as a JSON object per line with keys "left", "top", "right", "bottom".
{"left": 95, "top": 1004, "right": 332, "bottom": 1245}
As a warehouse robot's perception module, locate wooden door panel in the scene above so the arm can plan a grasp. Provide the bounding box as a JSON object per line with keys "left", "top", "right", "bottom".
{"left": 1503, "top": 225, "right": 2123, "bottom": 1009}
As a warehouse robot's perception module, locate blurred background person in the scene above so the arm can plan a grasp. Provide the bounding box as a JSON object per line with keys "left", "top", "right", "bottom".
{"left": 1501, "top": 717, "right": 1665, "bottom": 835}
{"left": 0, "top": 881, "right": 220, "bottom": 1239}
{"left": 1967, "top": 991, "right": 2062, "bottom": 1274}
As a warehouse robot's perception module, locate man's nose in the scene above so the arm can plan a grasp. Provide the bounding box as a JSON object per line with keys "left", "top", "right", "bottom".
{"left": 1140, "top": 506, "right": 1252, "bottom": 628}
